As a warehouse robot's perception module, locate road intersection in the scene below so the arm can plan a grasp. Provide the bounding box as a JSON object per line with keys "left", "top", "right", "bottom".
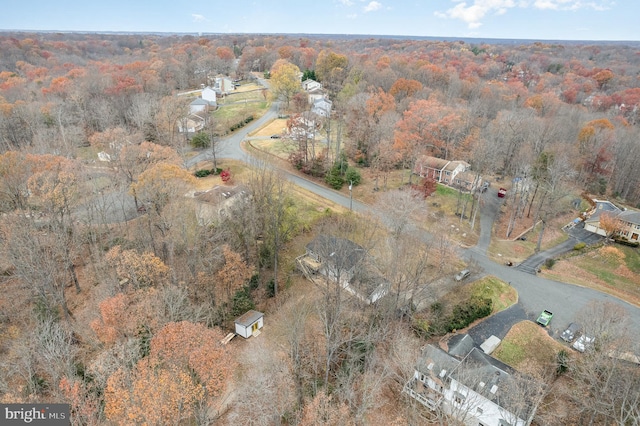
{"left": 188, "top": 94, "right": 640, "bottom": 343}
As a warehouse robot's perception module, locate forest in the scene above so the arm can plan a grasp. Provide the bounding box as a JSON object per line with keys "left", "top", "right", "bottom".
{"left": 0, "top": 31, "right": 639, "bottom": 425}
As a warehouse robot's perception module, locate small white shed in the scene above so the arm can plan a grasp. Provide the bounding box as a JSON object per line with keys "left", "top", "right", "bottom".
{"left": 480, "top": 335, "right": 501, "bottom": 355}
{"left": 234, "top": 310, "right": 264, "bottom": 339}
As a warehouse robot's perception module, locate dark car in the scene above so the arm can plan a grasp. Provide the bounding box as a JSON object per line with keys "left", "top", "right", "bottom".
{"left": 561, "top": 322, "right": 581, "bottom": 342}
{"left": 270, "top": 134, "right": 281, "bottom": 139}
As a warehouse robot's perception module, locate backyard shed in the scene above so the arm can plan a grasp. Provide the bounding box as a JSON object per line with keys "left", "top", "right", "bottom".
{"left": 234, "top": 310, "right": 264, "bottom": 339}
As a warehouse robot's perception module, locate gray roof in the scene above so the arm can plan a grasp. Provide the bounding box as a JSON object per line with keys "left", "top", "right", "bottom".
{"left": 190, "top": 98, "right": 209, "bottom": 105}
{"left": 306, "top": 235, "right": 366, "bottom": 272}
{"left": 618, "top": 209, "right": 640, "bottom": 225}
{"left": 448, "top": 334, "right": 476, "bottom": 358}
{"left": 235, "top": 310, "right": 263, "bottom": 327}
{"left": 416, "top": 344, "right": 461, "bottom": 380}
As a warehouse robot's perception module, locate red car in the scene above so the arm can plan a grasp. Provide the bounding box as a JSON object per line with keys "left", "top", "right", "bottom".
{"left": 498, "top": 187, "right": 507, "bottom": 198}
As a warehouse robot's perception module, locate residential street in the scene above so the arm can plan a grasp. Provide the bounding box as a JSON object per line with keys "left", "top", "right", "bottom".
{"left": 188, "top": 88, "right": 640, "bottom": 343}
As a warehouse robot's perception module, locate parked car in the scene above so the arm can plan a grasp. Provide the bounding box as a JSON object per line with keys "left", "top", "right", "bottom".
{"left": 561, "top": 322, "right": 582, "bottom": 342}
{"left": 270, "top": 134, "right": 281, "bottom": 139}
{"left": 536, "top": 310, "right": 553, "bottom": 327}
{"left": 454, "top": 269, "right": 471, "bottom": 281}
{"left": 572, "top": 334, "right": 595, "bottom": 352}
{"left": 498, "top": 187, "right": 507, "bottom": 198}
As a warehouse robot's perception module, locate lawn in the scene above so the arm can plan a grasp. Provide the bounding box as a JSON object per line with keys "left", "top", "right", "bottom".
{"left": 249, "top": 118, "right": 288, "bottom": 137}
{"left": 488, "top": 211, "right": 574, "bottom": 264}
{"left": 468, "top": 276, "right": 518, "bottom": 313}
{"left": 492, "top": 320, "right": 565, "bottom": 377}
{"left": 444, "top": 275, "right": 518, "bottom": 315}
{"left": 540, "top": 244, "right": 640, "bottom": 307}
{"left": 213, "top": 101, "right": 269, "bottom": 121}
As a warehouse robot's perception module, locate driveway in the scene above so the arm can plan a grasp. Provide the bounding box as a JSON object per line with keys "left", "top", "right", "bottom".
{"left": 187, "top": 79, "right": 640, "bottom": 343}
{"left": 515, "top": 221, "right": 604, "bottom": 274}
{"left": 467, "top": 303, "right": 528, "bottom": 344}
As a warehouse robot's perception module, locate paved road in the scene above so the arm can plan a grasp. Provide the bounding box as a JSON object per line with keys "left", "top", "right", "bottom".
{"left": 190, "top": 77, "right": 640, "bottom": 343}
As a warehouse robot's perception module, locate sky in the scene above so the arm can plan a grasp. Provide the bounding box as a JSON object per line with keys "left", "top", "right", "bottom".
{"left": 1, "top": 0, "right": 638, "bottom": 42}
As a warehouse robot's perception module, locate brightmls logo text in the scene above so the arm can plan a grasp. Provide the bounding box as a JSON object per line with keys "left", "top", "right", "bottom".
{"left": 1, "top": 404, "right": 69, "bottom": 425}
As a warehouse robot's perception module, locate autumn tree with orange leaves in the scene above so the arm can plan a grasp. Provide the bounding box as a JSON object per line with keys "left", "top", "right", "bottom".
{"left": 394, "top": 99, "right": 464, "bottom": 183}
{"left": 104, "top": 321, "right": 235, "bottom": 425}
{"left": 105, "top": 245, "right": 170, "bottom": 289}
{"left": 599, "top": 211, "right": 623, "bottom": 241}
{"left": 215, "top": 245, "right": 254, "bottom": 305}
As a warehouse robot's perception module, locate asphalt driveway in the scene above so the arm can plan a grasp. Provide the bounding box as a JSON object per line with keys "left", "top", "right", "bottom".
{"left": 515, "top": 221, "right": 604, "bottom": 274}
{"left": 467, "top": 302, "right": 528, "bottom": 344}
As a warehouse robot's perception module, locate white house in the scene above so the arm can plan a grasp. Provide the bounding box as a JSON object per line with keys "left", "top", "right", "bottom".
{"left": 615, "top": 209, "right": 640, "bottom": 242}
{"left": 189, "top": 98, "right": 210, "bottom": 114}
{"left": 404, "top": 335, "right": 539, "bottom": 426}
{"left": 201, "top": 86, "right": 217, "bottom": 106}
{"left": 234, "top": 310, "right": 264, "bottom": 339}
{"left": 302, "top": 79, "right": 322, "bottom": 92}
{"left": 311, "top": 97, "right": 333, "bottom": 117}
{"left": 213, "top": 76, "right": 235, "bottom": 95}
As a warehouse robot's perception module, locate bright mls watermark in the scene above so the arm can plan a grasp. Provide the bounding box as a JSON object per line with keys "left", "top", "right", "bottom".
{"left": 1, "top": 404, "right": 69, "bottom": 425}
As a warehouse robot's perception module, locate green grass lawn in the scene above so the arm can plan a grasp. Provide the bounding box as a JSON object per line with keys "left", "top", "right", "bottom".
{"left": 213, "top": 101, "right": 269, "bottom": 121}
{"left": 468, "top": 276, "right": 518, "bottom": 313}
{"left": 444, "top": 275, "right": 517, "bottom": 315}
{"left": 493, "top": 320, "right": 565, "bottom": 375}
{"left": 540, "top": 244, "right": 640, "bottom": 306}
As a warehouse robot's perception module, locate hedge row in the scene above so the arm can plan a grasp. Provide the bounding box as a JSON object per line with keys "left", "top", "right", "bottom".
{"left": 229, "top": 115, "right": 254, "bottom": 132}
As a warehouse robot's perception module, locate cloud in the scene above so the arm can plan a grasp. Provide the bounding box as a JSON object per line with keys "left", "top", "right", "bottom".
{"left": 436, "top": 0, "right": 613, "bottom": 28}
{"left": 533, "top": 0, "right": 613, "bottom": 11}
{"left": 437, "top": 0, "right": 515, "bottom": 28}
{"left": 337, "top": 0, "right": 354, "bottom": 5}
{"left": 191, "top": 14, "right": 207, "bottom": 23}
{"left": 363, "top": 1, "right": 382, "bottom": 12}
{"left": 346, "top": 13, "right": 358, "bottom": 19}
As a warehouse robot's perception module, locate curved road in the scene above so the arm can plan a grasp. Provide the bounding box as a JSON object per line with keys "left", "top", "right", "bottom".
{"left": 188, "top": 80, "right": 640, "bottom": 340}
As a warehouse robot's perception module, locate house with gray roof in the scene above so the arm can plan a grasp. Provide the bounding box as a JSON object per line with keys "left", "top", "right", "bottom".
{"left": 584, "top": 199, "right": 640, "bottom": 241}
{"left": 404, "top": 335, "right": 542, "bottom": 426}
{"left": 297, "top": 235, "right": 389, "bottom": 304}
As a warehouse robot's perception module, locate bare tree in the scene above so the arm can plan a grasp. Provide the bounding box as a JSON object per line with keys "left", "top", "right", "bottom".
{"left": 568, "top": 301, "right": 640, "bottom": 426}
{"left": 247, "top": 156, "right": 298, "bottom": 297}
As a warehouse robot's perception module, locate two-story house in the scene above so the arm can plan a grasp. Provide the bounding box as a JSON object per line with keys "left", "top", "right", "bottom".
{"left": 302, "top": 79, "right": 322, "bottom": 92}
{"left": 616, "top": 209, "right": 640, "bottom": 242}
{"left": 404, "top": 335, "right": 540, "bottom": 426}
{"left": 213, "top": 75, "right": 235, "bottom": 95}
{"left": 581, "top": 199, "right": 640, "bottom": 241}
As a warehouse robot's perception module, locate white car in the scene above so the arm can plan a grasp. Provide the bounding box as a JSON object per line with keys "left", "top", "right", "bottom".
{"left": 572, "top": 334, "right": 595, "bottom": 352}
{"left": 455, "top": 269, "right": 470, "bottom": 281}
